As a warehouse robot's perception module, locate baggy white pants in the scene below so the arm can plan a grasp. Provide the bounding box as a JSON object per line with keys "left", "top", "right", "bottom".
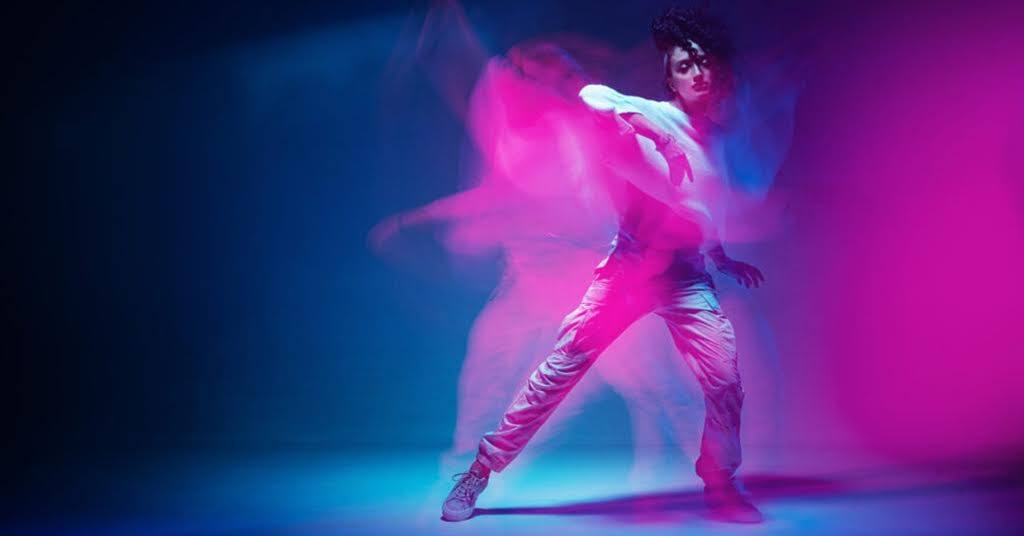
{"left": 476, "top": 248, "right": 744, "bottom": 486}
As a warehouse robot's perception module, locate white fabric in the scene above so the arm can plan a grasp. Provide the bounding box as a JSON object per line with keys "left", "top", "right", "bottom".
{"left": 578, "top": 84, "right": 727, "bottom": 242}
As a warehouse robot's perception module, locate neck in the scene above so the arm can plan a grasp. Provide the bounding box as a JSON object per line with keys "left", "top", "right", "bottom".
{"left": 673, "top": 96, "right": 709, "bottom": 118}
{"left": 672, "top": 97, "right": 716, "bottom": 134}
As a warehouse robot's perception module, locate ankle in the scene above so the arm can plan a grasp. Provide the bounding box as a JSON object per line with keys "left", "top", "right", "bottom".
{"left": 701, "top": 470, "right": 737, "bottom": 491}
{"left": 470, "top": 460, "right": 491, "bottom": 477}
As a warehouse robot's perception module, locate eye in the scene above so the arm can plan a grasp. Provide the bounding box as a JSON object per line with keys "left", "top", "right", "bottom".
{"left": 678, "top": 61, "right": 692, "bottom": 72}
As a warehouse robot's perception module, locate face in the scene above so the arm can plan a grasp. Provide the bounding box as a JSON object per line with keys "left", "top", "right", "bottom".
{"left": 666, "top": 40, "right": 716, "bottom": 106}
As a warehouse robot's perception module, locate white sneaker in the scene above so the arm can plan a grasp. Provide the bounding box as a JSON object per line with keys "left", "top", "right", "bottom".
{"left": 441, "top": 470, "right": 489, "bottom": 521}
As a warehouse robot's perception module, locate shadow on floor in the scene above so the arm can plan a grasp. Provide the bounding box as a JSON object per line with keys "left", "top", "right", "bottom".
{"left": 473, "top": 466, "right": 1024, "bottom": 525}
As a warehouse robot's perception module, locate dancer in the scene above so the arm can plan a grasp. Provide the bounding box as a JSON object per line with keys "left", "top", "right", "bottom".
{"left": 373, "top": 40, "right": 707, "bottom": 482}
{"left": 441, "top": 7, "right": 767, "bottom": 524}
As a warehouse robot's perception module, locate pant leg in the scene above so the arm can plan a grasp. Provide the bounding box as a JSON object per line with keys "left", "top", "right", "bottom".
{"left": 476, "top": 264, "right": 653, "bottom": 472}
{"left": 654, "top": 280, "right": 744, "bottom": 486}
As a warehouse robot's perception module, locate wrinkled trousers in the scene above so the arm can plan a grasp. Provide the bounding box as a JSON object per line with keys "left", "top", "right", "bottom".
{"left": 476, "top": 249, "right": 744, "bottom": 486}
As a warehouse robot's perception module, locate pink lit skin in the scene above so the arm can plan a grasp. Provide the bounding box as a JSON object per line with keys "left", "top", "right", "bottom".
{"left": 666, "top": 40, "right": 718, "bottom": 118}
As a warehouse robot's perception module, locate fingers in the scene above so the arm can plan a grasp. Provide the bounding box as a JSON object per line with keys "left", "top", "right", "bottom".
{"left": 667, "top": 153, "right": 695, "bottom": 183}
{"left": 367, "top": 216, "right": 401, "bottom": 251}
{"left": 668, "top": 161, "right": 687, "bottom": 186}
{"left": 732, "top": 266, "right": 764, "bottom": 288}
{"left": 753, "top": 267, "right": 765, "bottom": 286}
{"left": 749, "top": 266, "right": 764, "bottom": 287}
{"left": 721, "top": 261, "right": 765, "bottom": 289}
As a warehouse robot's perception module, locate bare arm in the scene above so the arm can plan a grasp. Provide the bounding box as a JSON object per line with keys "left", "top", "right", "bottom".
{"left": 392, "top": 184, "right": 508, "bottom": 226}
{"left": 368, "top": 183, "right": 515, "bottom": 250}
{"left": 620, "top": 113, "right": 671, "bottom": 151}
{"left": 619, "top": 112, "right": 694, "bottom": 185}
{"left": 584, "top": 107, "right": 696, "bottom": 214}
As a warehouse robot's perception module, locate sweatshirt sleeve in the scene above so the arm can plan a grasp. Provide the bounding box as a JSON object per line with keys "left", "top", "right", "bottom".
{"left": 578, "top": 84, "right": 646, "bottom": 116}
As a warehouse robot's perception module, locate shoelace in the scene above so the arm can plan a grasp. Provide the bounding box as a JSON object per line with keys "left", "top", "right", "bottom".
{"left": 449, "top": 472, "right": 485, "bottom": 501}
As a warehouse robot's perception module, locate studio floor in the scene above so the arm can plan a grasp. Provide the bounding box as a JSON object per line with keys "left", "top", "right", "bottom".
{"left": 8, "top": 447, "right": 1023, "bottom": 535}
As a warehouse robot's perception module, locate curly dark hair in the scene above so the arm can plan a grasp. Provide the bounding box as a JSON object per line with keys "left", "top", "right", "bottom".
{"left": 651, "top": 6, "right": 735, "bottom": 97}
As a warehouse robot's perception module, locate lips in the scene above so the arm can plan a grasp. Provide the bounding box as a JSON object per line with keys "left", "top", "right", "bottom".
{"left": 692, "top": 82, "right": 709, "bottom": 91}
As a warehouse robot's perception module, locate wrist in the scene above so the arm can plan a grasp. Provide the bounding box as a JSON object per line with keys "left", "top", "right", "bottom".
{"left": 656, "top": 135, "right": 684, "bottom": 161}
{"left": 706, "top": 244, "right": 729, "bottom": 266}
{"left": 653, "top": 132, "right": 673, "bottom": 150}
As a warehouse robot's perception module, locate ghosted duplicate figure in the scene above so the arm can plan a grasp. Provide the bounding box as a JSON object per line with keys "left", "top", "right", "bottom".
{"left": 443, "top": 6, "right": 765, "bottom": 524}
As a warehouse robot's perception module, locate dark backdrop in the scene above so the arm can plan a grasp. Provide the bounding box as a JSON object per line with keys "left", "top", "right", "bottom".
{"left": 6, "top": 0, "right": 1024, "bottom": 487}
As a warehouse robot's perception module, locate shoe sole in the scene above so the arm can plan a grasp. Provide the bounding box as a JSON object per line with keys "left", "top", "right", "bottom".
{"left": 706, "top": 511, "right": 765, "bottom": 524}
{"left": 441, "top": 507, "right": 473, "bottom": 522}
{"left": 704, "top": 501, "right": 765, "bottom": 524}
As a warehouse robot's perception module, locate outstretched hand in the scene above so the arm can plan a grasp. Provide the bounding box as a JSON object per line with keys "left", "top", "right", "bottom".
{"left": 716, "top": 258, "right": 765, "bottom": 288}
{"left": 367, "top": 214, "right": 403, "bottom": 252}
{"left": 659, "top": 140, "right": 694, "bottom": 186}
